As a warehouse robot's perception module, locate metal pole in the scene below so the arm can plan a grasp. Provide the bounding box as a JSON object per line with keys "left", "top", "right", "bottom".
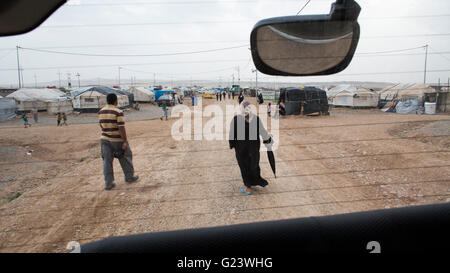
{"left": 118, "top": 67, "right": 121, "bottom": 86}
{"left": 238, "top": 66, "right": 240, "bottom": 86}
{"left": 16, "top": 46, "right": 21, "bottom": 88}
{"left": 58, "top": 70, "right": 61, "bottom": 88}
{"left": 256, "top": 70, "right": 258, "bottom": 90}
{"left": 76, "top": 73, "right": 80, "bottom": 88}
{"left": 21, "top": 68, "right": 24, "bottom": 88}
{"left": 424, "top": 44, "right": 428, "bottom": 84}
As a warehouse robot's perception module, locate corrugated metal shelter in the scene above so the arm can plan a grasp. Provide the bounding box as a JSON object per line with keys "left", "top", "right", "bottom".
{"left": 327, "top": 85, "right": 379, "bottom": 107}
{"left": 6, "top": 88, "right": 70, "bottom": 112}
{"left": 71, "top": 86, "right": 132, "bottom": 112}
{"left": 0, "top": 98, "right": 17, "bottom": 121}
{"left": 126, "top": 87, "right": 155, "bottom": 102}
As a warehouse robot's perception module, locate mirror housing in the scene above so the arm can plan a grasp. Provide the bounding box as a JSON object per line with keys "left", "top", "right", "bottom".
{"left": 250, "top": 0, "right": 361, "bottom": 76}
{"left": 0, "top": 0, "right": 67, "bottom": 37}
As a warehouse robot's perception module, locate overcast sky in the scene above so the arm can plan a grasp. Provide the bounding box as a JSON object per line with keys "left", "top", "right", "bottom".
{"left": 0, "top": 0, "right": 449, "bottom": 88}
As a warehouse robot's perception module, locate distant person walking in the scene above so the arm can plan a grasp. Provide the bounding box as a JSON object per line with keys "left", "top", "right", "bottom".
{"left": 216, "top": 92, "right": 219, "bottom": 101}
{"left": 22, "top": 113, "right": 31, "bottom": 128}
{"left": 278, "top": 100, "right": 286, "bottom": 116}
{"left": 98, "top": 93, "right": 139, "bottom": 191}
{"left": 232, "top": 92, "right": 235, "bottom": 100}
{"left": 228, "top": 92, "right": 231, "bottom": 99}
{"left": 62, "top": 112, "right": 68, "bottom": 126}
{"left": 31, "top": 109, "right": 38, "bottom": 123}
{"left": 219, "top": 92, "right": 222, "bottom": 101}
{"left": 56, "top": 112, "right": 62, "bottom": 126}
{"left": 267, "top": 102, "right": 272, "bottom": 117}
{"left": 238, "top": 92, "right": 244, "bottom": 104}
{"left": 160, "top": 101, "right": 168, "bottom": 121}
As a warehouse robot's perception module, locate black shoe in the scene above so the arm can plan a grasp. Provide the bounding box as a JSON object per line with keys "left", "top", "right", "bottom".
{"left": 125, "top": 175, "right": 139, "bottom": 183}
{"left": 104, "top": 183, "right": 116, "bottom": 191}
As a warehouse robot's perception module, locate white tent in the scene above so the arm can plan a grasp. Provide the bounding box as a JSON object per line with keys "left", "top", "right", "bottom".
{"left": 0, "top": 98, "right": 17, "bottom": 121}
{"left": 327, "top": 85, "right": 379, "bottom": 107}
{"left": 71, "top": 86, "right": 131, "bottom": 111}
{"left": 125, "top": 86, "right": 155, "bottom": 102}
{"left": 6, "top": 88, "right": 71, "bottom": 112}
{"left": 380, "top": 83, "right": 436, "bottom": 102}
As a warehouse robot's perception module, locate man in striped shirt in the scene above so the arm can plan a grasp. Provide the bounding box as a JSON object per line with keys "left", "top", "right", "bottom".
{"left": 99, "top": 94, "right": 139, "bottom": 190}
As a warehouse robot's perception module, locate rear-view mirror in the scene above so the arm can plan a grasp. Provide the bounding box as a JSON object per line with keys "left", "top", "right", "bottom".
{"left": 250, "top": 0, "right": 361, "bottom": 76}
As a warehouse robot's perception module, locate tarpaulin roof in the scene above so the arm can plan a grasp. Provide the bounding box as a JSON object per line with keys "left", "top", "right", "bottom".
{"left": 327, "top": 85, "right": 375, "bottom": 98}
{"left": 126, "top": 86, "right": 155, "bottom": 97}
{"left": 380, "top": 83, "right": 436, "bottom": 101}
{"left": 7, "top": 88, "right": 68, "bottom": 102}
{"left": 71, "top": 86, "right": 130, "bottom": 97}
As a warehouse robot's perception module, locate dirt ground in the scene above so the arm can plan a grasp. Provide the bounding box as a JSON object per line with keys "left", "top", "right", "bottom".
{"left": 0, "top": 103, "right": 162, "bottom": 127}
{"left": 0, "top": 97, "right": 449, "bottom": 253}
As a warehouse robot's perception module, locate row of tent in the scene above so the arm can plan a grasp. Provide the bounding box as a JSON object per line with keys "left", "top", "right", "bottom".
{"left": 0, "top": 86, "right": 174, "bottom": 121}
{"left": 326, "top": 83, "right": 437, "bottom": 109}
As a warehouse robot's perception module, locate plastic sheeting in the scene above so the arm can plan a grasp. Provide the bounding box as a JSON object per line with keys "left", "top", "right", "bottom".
{"left": 395, "top": 100, "right": 421, "bottom": 114}
{"left": 0, "top": 98, "right": 17, "bottom": 121}
{"left": 380, "top": 83, "right": 436, "bottom": 102}
{"left": 126, "top": 87, "right": 155, "bottom": 102}
{"left": 153, "top": 90, "right": 173, "bottom": 100}
{"left": 7, "top": 88, "right": 67, "bottom": 102}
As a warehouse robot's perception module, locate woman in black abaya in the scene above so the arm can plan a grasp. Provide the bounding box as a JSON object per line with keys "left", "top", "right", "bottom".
{"left": 229, "top": 101, "right": 272, "bottom": 195}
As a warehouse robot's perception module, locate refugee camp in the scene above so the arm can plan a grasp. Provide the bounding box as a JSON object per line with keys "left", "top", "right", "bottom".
{"left": 0, "top": 0, "right": 449, "bottom": 255}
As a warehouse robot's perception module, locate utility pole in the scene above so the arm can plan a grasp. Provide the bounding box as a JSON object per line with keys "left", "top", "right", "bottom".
{"left": 76, "top": 73, "right": 80, "bottom": 88}
{"left": 424, "top": 44, "right": 428, "bottom": 84}
{"left": 16, "top": 46, "right": 21, "bottom": 88}
{"left": 237, "top": 66, "right": 240, "bottom": 86}
{"left": 58, "top": 70, "right": 61, "bottom": 88}
{"left": 21, "top": 68, "right": 24, "bottom": 88}
{"left": 252, "top": 69, "right": 258, "bottom": 90}
{"left": 118, "top": 66, "right": 122, "bottom": 86}
{"left": 67, "top": 72, "right": 72, "bottom": 89}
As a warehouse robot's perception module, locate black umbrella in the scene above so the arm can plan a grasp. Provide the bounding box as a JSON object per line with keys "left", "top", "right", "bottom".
{"left": 267, "top": 150, "right": 276, "bottom": 178}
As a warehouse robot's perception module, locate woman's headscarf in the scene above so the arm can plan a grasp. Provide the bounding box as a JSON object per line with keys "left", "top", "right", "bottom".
{"left": 240, "top": 100, "right": 255, "bottom": 122}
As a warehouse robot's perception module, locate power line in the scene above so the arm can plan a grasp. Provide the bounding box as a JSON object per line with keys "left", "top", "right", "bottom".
{"left": 63, "top": 0, "right": 305, "bottom": 7}
{"left": 18, "top": 44, "right": 248, "bottom": 57}
{"left": 428, "top": 45, "right": 450, "bottom": 64}
{"left": 37, "top": 15, "right": 450, "bottom": 28}
{"left": 1, "top": 118, "right": 448, "bottom": 144}
{"left": 1, "top": 165, "right": 448, "bottom": 216}
{"left": 3, "top": 192, "right": 449, "bottom": 250}
{"left": 41, "top": 19, "right": 254, "bottom": 28}
{"left": 2, "top": 179, "right": 448, "bottom": 233}
{"left": 357, "top": 45, "right": 427, "bottom": 55}
{"left": 0, "top": 58, "right": 250, "bottom": 71}
{"left": 297, "top": 0, "right": 312, "bottom": 15}
{"left": 1, "top": 143, "right": 448, "bottom": 167}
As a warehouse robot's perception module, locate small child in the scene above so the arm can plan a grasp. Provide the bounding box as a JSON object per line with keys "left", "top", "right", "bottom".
{"left": 62, "top": 112, "right": 68, "bottom": 126}
{"left": 22, "top": 113, "right": 31, "bottom": 128}
{"left": 56, "top": 112, "right": 62, "bottom": 126}
{"left": 267, "top": 102, "right": 272, "bottom": 117}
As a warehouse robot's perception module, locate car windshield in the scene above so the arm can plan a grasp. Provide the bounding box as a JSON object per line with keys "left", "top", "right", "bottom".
{"left": 0, "top": 0, "right": 449, "bottom": 253}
